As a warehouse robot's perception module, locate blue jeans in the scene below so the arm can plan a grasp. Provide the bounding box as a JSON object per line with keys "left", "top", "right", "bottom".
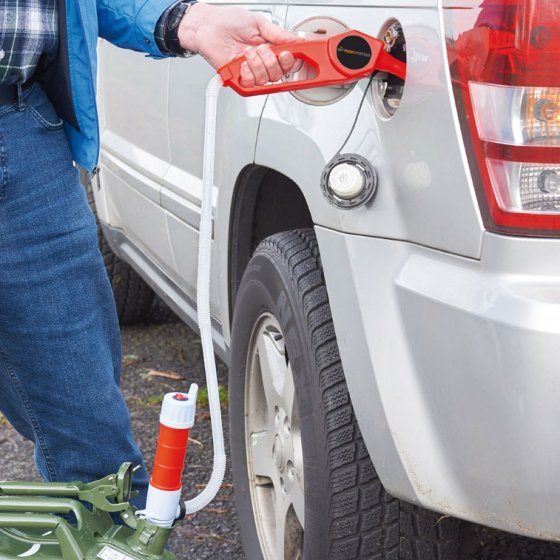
{"left": 0, "top": 84, "right": 148, "bottom": 506}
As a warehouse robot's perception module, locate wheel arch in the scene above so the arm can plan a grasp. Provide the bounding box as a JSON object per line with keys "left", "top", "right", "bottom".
{"left": 228, "top": 165, "right": 314, "bottom": 323}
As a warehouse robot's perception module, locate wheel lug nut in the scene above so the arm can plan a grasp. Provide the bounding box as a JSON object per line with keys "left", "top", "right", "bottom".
{"left": 287, "top": 460, "right": 295, "bottom": 480}
{"left": 283, "top": 417, "right": 291, "bottom": 437}
{"left": 273, "top": 435, "right": 283, "bottom": 469}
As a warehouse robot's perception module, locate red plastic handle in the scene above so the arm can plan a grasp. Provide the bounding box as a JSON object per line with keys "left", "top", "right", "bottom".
{"left": 217, "top": 30, "right": 406, "bottom": 97}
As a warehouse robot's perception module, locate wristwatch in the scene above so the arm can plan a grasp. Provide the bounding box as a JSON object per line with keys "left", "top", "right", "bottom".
{"left": 160, "top": 0, "right": 198, "bottom": 57}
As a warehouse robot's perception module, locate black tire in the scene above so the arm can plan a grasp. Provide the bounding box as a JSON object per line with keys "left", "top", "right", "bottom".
{"left": 229, "top": 228, "right": 463, "bottom": 560}
{"left": 82, "top": 170, "right": 154, "bottom": 325}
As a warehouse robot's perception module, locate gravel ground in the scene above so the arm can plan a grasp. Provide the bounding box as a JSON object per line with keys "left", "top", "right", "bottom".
{"left": 0, "top": 299, "right": 243, "bottom": 560}
{"left": 2, "top": 298, "right": 560, "bottom": 559}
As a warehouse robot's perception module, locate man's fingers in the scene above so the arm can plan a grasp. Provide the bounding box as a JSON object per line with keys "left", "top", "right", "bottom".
{"left": 239, "top": 47, "right": 292, "bottom": 88}
{"left": 256, "top": 44, "right": 284, "bottom": 83}
{"left": 278, "top": 51, "right": 295, "bottom": 74}
{"left": 240, "top": 46, "right": 296, "bottom": 88}
{"left": 244, "top": 47, "right": 269, "bottom": 86}
{"left": 240, "top": 61, "right": 255, "bottom": 88}
{"left": 237, "top": 16, "right": 300, "bottom": 88}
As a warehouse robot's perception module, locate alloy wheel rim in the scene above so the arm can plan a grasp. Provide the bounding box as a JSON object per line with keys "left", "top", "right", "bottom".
{"left": 245, "top": 313, "right": 304, "bottom": 560}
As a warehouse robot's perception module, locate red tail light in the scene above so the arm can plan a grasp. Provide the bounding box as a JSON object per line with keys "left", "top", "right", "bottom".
{"left": 443, "top": 0, "right": 560, "bottom": 235}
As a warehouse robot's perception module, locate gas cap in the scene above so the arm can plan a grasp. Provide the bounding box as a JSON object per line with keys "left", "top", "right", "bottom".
{"left": 321, "top": 153, "right": 377, "bottom": 208}
{"left": 328, "top": 163, "right": 365, "bottom": 199}
{"left": 283, "top": 17, "right": 356, "bottom": 106}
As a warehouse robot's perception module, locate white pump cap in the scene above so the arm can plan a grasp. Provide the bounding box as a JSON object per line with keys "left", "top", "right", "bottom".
{"left": 160, "top": 383, "right": 198, "bottom": 430}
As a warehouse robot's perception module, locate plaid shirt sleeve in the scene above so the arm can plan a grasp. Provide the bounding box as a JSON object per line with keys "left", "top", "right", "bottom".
{"left": 0, "top": 0, "right": 58, "bottom": 86}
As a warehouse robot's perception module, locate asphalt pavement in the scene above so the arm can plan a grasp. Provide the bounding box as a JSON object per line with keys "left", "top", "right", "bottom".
{"left": 2, "top": 298, "right": 560, "bottom": 559}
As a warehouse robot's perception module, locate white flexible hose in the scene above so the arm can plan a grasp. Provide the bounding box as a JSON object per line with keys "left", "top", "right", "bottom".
{"left": 183, "top": 74, "right": 226, "bottom": 514}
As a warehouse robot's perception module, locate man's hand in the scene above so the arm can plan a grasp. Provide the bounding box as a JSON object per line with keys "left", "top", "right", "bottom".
{"left": 178, "top": 3, "right": 298, "bottom": 87}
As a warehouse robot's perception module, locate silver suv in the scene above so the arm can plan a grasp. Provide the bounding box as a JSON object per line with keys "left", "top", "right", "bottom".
{"left": 91, "top": 0, "right": 560, "bottom": 558}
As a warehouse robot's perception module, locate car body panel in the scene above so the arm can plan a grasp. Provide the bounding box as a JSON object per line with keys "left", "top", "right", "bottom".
{"left": 317, "top": 225, "right": 560, "bottom": 539}
{"left": 257, "top": 4, "right": 484, "bottom": 258}
{"left": 98, "top": 5, "right": 288, "bottom": 337}
{"left": 96, "top": 0, "right": 560, "bottom": 541}
{"left": 100, "top": 147, "right": 178, "bottom": 280}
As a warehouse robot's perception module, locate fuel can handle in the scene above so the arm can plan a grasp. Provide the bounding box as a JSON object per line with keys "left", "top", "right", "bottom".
{"left": 218, "top": 29, "right": 406, "bottom": 97}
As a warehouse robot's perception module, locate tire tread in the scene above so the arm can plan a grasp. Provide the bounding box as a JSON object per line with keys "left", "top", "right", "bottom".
{"left": 257, "top": 228, "right": 460, "bottom": 560}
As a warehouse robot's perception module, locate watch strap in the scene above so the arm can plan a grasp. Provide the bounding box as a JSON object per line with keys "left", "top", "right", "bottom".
{"left": 156, "top": 0, "right": 198, "bottom": 57}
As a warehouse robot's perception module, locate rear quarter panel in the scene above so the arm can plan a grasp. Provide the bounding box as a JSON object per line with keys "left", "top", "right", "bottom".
{"left": 257, "top": 1, "right": 484, "bottom": 257}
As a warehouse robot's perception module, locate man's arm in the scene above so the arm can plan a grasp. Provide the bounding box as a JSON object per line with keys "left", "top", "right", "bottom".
{"left": 177, "top": 3, "right": 296, "bottom": 86}
{"left": 97, "top": 0, "right": 296, "bottom": 85}
{"left": 96, "top": 0, "right": 173, "bottom": 57}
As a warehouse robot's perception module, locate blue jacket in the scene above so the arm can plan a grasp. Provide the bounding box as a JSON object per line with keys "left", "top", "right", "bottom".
{"left": 42, "top": 0, "right": 172, "bottom": 172}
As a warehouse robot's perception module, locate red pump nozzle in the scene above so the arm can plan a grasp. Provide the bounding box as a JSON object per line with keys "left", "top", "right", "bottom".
{"left": 218, "top": 30, "right": 406, "bottom": 97}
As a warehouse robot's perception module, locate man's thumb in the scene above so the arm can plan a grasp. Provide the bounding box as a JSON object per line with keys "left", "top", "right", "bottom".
{"left": 258, "top": 18, "right": 298, "bottom": 45}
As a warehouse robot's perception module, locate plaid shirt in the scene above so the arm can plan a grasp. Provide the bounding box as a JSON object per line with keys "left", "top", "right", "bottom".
{"left": 0, "top": 0, "right": 58, "bottom": 86}
{"left": 0, "top": 1, "right": 178, "bottom": 87}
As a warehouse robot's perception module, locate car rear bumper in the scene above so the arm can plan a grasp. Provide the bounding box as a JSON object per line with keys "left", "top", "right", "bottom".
{"left": 316, "top": 226, "right": 560, "bottom": 540}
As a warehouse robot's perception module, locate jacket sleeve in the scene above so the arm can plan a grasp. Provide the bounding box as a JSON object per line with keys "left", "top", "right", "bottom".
{"left": 97, "top": 0, "right": 174, "bottom": 57}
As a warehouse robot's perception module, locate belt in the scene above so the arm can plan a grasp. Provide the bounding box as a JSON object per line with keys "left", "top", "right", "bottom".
{"left": 0, "top": 81, "right": 34, "bottom": 106}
